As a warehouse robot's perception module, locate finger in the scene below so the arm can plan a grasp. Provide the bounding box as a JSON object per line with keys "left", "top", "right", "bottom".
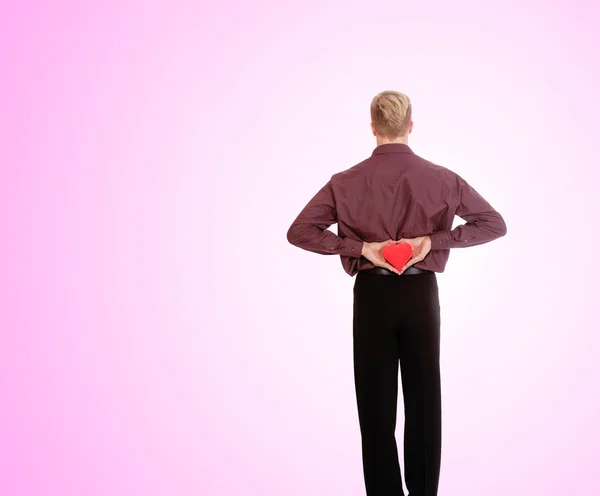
{"left": 380, "top": 261, "right": 402, "bottom": 276}
{"left": 401, "top": 256, "right": 424, "bottom": 272}
{"left": 387, "top": 265, "right": 403, "bottom": 276}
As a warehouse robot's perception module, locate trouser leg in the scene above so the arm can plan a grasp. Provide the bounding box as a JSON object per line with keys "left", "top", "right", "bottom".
{"left": 398, "top": 273, "right": 442, "bottom": 496}
{"left": 353, "top": 273, "right": 404, "bottom": 496}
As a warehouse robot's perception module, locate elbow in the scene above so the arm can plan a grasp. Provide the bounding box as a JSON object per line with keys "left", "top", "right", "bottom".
{"left": 500, "top": 214, "right": 507, "bottom": 236}
{"left": 495, "top": 216, "right": 508, "bottom": 238}
{"left": 287, "top": 223, "right": 314, "bottom": 249}
{"left": 287, "top": 224, "right": 300, "bottom": 246}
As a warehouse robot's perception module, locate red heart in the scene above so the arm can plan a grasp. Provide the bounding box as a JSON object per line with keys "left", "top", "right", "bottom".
{"left": 383, "top": 242, "right": 413, "bottom": 271}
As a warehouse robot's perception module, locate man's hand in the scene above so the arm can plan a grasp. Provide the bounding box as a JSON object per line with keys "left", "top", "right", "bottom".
{"left": 395, "top": 235, "right": 432, "bottom": 274}
{"left": 361, "top": 240, "right": 402, "bottom": 275}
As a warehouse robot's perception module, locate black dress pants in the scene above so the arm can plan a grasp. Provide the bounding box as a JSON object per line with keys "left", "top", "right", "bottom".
{"left": 353, "top": 270, "right": 441, "bottom": 496}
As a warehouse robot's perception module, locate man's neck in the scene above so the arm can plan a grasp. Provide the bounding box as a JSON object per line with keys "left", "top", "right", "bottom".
{"left": 376, "top": 137, "right": 408, "bottom": 146}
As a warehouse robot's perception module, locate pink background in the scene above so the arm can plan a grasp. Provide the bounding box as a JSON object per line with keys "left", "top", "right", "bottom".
{"left": 1, "top": 1, "right": 599, "bottom": 495}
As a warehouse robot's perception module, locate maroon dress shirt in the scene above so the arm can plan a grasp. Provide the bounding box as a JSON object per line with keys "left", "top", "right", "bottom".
{"left": 286, "top": 143, "right": 507, "bottom": 276}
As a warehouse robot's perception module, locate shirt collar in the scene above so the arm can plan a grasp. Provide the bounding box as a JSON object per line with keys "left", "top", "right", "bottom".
{"left": 371, "top": 143, "right": 414, "bottom": 156}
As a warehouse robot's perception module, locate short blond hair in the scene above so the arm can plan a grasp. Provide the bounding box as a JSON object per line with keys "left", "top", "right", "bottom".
{"left": 370, "top": 90, "right": 412, "bottom": 139}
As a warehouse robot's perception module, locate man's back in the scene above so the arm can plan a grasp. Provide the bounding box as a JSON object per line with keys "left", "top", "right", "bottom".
{"left": 287, "top": 142, "right": 506, "bottom": 276}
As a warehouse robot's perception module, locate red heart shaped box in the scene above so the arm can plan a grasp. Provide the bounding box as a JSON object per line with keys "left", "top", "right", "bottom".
{"left": 382, "top": 242, "right": 413, "bottom": 271}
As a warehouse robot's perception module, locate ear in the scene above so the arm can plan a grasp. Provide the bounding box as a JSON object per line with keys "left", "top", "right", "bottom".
{"left": 409, "top": 121, "right": 414, "bottom": 134}
{"left": 370, "top": 122, "right": 376, "bottom": 136}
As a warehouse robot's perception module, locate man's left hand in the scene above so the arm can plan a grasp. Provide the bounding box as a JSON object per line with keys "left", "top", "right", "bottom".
{"left": 361, "top": 240, "right": 403, "bottom": 275}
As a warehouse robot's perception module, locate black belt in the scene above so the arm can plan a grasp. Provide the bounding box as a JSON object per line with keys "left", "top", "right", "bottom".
{"left": 361, "top": 266, "right": 430, "bottom": 276}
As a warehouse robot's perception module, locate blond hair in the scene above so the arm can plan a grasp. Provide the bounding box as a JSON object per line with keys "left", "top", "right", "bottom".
{"left": 370, "top": 90, "right": 412, "bottom": 139}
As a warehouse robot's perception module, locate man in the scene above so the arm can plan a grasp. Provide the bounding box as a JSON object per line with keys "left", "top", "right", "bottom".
{"left": 286, "top": 90, "right": 507, "bottom": 496}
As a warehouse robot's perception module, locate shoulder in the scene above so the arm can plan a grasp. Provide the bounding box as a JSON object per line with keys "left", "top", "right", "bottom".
{"left": 330, "top": 157, "right": 372, "bottom": 183}
{"left": 411, "top": 153, "right": 456, "bottom": 178}
{"left": 401, "top": 154, "right": 459, "bottom": 194}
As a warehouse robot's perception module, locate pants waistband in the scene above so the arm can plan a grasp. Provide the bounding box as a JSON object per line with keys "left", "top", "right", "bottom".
{"left": 360, "top": 266, "right": 431, "bottom": 276}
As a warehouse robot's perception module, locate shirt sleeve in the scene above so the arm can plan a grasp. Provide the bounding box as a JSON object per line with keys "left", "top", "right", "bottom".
{"left": 429, "top": 173, "right": 507, "bottom": 250}
{"left": 286, "top": 178, "right": 364, "bottom": 258}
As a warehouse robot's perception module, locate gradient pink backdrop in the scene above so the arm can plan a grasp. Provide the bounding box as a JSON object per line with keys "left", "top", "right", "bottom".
{"left": 1, "top": 1, "right": 599, "bottom": 495}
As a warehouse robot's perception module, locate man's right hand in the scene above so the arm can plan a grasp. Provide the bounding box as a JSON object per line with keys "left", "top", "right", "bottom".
{"left": 395, "top": 235, "right": 432, "bottom": 274}
{"left": 361, "top": 240, "right": 402, "bottom": 275}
